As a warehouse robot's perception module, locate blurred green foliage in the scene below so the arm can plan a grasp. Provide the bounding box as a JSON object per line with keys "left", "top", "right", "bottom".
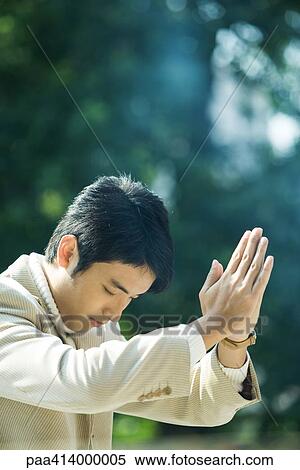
{"left": 1, "top": 0, "right": 300, "bottom": 449}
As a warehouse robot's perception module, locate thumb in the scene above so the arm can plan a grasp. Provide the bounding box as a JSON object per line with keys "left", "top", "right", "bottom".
{"left": 201, "top": 259, "right": 223, "bottom": 293}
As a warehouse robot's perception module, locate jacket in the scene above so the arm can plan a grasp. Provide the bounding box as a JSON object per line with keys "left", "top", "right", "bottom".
{"left": 0, "top": 252, "right": 261, "bottom": 449}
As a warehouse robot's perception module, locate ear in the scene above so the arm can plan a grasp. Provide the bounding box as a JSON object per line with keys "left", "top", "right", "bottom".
{"left": 57, "top": 234, "right": 79, "bottom": 274}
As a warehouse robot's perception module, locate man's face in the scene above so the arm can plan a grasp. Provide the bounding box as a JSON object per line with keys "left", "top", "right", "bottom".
{"left": 64, "top": 261, "right": 155, "bottom": 331}
{"left": 43, "top": 236, "right": 156, "bottom": 332}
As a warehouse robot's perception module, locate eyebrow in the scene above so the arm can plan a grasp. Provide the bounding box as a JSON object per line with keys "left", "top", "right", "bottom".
{"left": 109, "top": 278, "right": 141, "bottom": 298}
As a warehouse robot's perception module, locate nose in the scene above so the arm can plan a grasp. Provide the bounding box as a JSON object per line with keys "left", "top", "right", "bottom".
{"left": 112, "top": 295, "right": 132, "bottom": 320}
{"left": 110, "top": 311, "right": 123, "bottom": 322}
{"left": 105, "top": 294, "right": 132, "bottom": 322}
{"left": 102, "top": 308, "right": 122, "bottom": 323}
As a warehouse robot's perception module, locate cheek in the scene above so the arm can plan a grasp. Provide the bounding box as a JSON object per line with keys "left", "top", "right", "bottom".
{"left": 72, "top": 281, "right": 123, "bottom": 315}
{"left": 71, "top": 289, "right": 104, "bottom": 315}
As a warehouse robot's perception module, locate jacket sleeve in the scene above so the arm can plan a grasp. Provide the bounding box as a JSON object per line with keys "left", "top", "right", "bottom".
{"left": 0, "top": 308, "right": 205, "bottom": 415}
{"left": 114, "top": 342, "right": 262, "bottom": 426}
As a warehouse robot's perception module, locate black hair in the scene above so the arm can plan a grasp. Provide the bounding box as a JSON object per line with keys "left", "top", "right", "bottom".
{"left": 44, "top": 174, "right": 174, "bottom": 293}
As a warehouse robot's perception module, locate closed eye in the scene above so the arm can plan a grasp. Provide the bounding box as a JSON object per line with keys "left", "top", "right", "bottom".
{"left": 103, "top": 285, "right": 140, "bottom": 300}
{"left": 103, "top": 286, "right": 116, "bottom": 296}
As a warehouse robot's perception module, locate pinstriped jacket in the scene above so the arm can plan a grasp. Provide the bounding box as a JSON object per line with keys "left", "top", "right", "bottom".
{"left": 0, "top": 252, "right": 262, "bottom": 450}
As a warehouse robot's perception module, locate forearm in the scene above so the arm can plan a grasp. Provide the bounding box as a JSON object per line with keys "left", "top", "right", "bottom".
{"left": 216, "top": 342, "right": 253, "bottom": 400}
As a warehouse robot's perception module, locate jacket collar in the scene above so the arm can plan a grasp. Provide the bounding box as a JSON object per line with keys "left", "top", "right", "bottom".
{"left": 2, "top": 252, "right": 106, "bottom": 349}
{"left": 28, "top": 252, "right": 76, "bottom": 335}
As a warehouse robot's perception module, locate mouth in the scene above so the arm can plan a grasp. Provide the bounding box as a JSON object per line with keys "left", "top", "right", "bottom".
{"left": 89, "top": 317, "right": 108, "bottom": 327}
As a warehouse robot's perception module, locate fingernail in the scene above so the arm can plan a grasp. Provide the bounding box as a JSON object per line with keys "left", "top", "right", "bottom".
{"left": 254, "top": 227, "right": 263, "bottom": 235}
{"left": 212, "top": 259, "right": 218, "bottom": 268}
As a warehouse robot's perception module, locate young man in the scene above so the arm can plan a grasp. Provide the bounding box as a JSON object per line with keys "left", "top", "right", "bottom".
{"left": 0, "top": 175, "right": 273, "bottom": 449}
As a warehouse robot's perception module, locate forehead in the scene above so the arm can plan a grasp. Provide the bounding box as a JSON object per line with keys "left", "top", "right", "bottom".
{"left": 80, "top": 261, "right": 155, "bottom": 293}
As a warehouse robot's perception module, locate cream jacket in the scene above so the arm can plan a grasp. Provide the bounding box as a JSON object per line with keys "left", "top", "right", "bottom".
{"left": 0, "top": 253, "right": 261, "bottom": 450}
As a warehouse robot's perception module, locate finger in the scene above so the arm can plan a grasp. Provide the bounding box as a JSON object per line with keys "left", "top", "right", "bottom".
{"left": 235, "top": 227, "right": 263, "bottom": 279}
{"left": 218, "top": 262, "right": 224, "bottom": 276}
{"left": 200, "top": 259, "right": 223, "bottom": 294}
{"left": 252, "top": 255, "right": 274, "bottom": 296}
{"left": 243, "top": 236, "right": 269, "bottom": 287}
{"left": 223, "top": 230, "right": 251, "bottom": 275}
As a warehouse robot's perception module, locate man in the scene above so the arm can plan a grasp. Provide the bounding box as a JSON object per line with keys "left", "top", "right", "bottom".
{"left": 0, "top": 174, "right": 273, "bottom": 449}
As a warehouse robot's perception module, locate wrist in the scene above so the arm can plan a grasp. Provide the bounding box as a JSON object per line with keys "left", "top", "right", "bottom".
{"left": 221, "top": 330, "right": 257, "bottom": 350}
{"left": 226, "top": 328, "right": 256, "bottom": 343}
{"left": 217, "top": 341, "right": 248, "bottom": 368}
{"left": 192, "top": 316, "right": 227, "bottom": 351}
{"left": 226, "top": 334, "right": 249, "bottom": 342}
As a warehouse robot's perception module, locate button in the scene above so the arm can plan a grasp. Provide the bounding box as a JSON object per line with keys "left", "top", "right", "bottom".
{"left": 162, "top": 386, "right": 172, "bottom": 395}
{"left": 138, "top": 386, "right": 171, "bottom": 401}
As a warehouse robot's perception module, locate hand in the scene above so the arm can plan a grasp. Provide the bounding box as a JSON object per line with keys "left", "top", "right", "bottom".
{"left": 198, "top": 227, "right": 274, "bottom": 341}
